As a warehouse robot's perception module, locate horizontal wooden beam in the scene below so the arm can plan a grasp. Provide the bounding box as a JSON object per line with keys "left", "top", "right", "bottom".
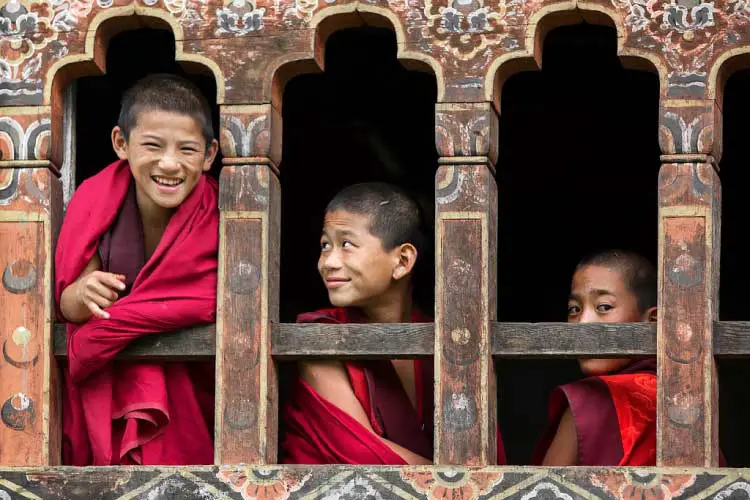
{"left": 52, "top": 323, "right": 216, "bottom": 361}
{"left": 0, "top": 465, "right": 742, "bottom": 498}
{"left": 53, "top": 321, "right": 750, "bottom": 360}
{"left": 492, "top": 322, "right": 656, "bottom": 358}
{"left": 272, "top": 322, "right": 434, "bottom": 359}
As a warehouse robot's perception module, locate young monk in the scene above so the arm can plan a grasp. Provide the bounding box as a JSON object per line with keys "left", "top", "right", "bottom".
{"left": 56, "top": 74, "right": 219, "bottom": 465}
{"left": 280, "top": 183, "right": 506, "bottom": 465}
{"left": 533, "top": 249, "right": 658, "bottom": 466}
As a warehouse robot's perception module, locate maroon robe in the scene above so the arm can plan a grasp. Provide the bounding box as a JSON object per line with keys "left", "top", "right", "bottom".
{"left": 57, "top": 161, "right": 218, "bottom": 465}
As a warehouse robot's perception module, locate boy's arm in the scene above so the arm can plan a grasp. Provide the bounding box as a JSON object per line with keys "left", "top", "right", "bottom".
{"left": 299, "top": 360, "right": 432, "bottom": 465}
{"left": 541, "top": 408, "right": 578, "bottom": 466}
{"left": 60, "top": 253, "right": 125, "bottom": 323}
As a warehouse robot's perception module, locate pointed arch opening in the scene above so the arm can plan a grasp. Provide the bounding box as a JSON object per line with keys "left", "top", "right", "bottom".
{"left": 47, "top": 16, "right": 222, "bottom": 204}
{"left": 278, "top": 25, "right": 438, "bottom": 323}
{"left": 72, "top": 28, "right": 221, "bottom": 186}
{"left": 493, "top": 22, "right": 661, "bottom": 464}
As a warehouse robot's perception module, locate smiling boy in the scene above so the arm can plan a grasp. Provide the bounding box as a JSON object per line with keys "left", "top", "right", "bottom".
{"left": 532, "top": 250, "right": 658, "bottom": 466}
{"left": 280, "top": 182, "right": 435, "bottom": 465}
{"left": 56, "top": 74, "right": 219, "bottom": 465}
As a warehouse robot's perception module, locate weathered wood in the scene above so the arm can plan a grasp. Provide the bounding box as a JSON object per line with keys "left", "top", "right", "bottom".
{"left": 52, "top": 323, "right": 216, "bottom": 361}
{"left": 0, "top": 464, "right": 743, "bottom": 499}
{"left": 493, "top": 322, "right": 656, "bottom": 357}
{"left": 0, "top": 167, "right": 61, "bottom": 466}
{"left": 50, "top": 320, "right": 750, "bottom": 360}
{"left": 657, "top": 162, "right": 720, "bottom": 467}
{"left": 273, "top": 323, "right": 434, "bottom": 359}
{"left": 216, "top": 163, "right": 280, "bottom": 465}
{"left": 435, "top": 164, "right": 498, "bottom": 465}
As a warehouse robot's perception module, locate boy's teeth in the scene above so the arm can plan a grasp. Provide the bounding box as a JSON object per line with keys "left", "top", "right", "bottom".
{"left": 153, "top": 176, "right": 182, "bottom": 186}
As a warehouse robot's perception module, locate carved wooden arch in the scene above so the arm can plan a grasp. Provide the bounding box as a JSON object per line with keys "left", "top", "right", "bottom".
{"left": 484, "top": 3, "right": 666, "bottom": 112}
{"left": 264, "top": 4, "right": 444, "bottom": 111}
{"left": 225, "top": 6, "right": 444, "bottom": 170}
{"left": 43, "top": 6, "right": 225, "bottom": 168}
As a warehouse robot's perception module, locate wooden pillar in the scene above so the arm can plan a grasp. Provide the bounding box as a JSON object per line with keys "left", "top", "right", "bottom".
{"left": 215, "top": 104, "right": 281, "bottom": 464}
{"left": 0, "top": 108, "right": 62, "bottom": 465}
{"left": 657, "top": 161, "right": 720, "bottom": 466}
{"left": 657, "top": 96, "right": 722, "bottom": 466}
{"left": 434, "top": 103, "right": 498, "bottom": 465}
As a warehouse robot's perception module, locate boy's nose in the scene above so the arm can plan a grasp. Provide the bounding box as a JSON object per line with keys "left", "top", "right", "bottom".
{"left": 580, "top": 308, "right": 598, "bottom": 323}
{"left": 321, "top": 249, "right": 343, "bottom": 270}
{"left": 158, "top": 154, "right": 180, "bottom": 171}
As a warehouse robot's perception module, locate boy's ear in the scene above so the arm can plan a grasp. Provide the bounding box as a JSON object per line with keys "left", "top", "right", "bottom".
{"left": 392, "top": 243, "right": 418, "bottom": 281}
{"left": 111, "top": 126, "right": 129, "bottom": 160}
{"left": 202, "top": 139, "right": 219, "bottom": 171}
{"left": 644, "top": 306, "right": 657, "bottom": 322}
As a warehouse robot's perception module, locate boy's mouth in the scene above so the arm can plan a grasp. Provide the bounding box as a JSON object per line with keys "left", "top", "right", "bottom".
{"left": 151, "top": 175, "right": 185, "bottom": 187}
{"left": 325, "top": 277, "right": 350, "bottom": 289}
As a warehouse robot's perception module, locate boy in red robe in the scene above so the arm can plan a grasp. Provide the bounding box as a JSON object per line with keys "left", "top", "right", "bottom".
{"left": 533, "top": 250, "right": 658, "bottom": 466}
{"left": 56, "top": 74, "right": 219, "bottom": 465}
{"left": 280, "top": 183, "right": 506, "bottom": 465}
{"left": 280, "top": 183, "right": 433, "bottom": 465}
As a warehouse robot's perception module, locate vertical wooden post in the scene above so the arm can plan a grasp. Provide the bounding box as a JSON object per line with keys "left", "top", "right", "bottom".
{"left": 215, "top": 104, "right": 281, "bottom": 464}
{"left": 0, "top": 109, "right": 61, "bottom": 466}
{"left": 657, "top": 161, "right": 720, "bottom": 466}
{"left": 434, "top": 102, "right": 498, "bottom": 465}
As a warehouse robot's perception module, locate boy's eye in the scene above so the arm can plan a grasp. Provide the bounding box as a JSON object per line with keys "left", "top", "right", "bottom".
{"left": 342, "top": 240, "right": 354, "bottom": 248}
{"left": 567, "top": 305, "right": 580, "bottom": 315}
{"left": 181, "top": 147, "right": 199, "bottom": 154}
{"left": 320, "top": 241, "right": 330, "bottom": 250}
{"left": 596, "top": 303, "right": 614, "bottom": 312}
{"left": 143, "top": 142, "right": 160, "bottom": 150}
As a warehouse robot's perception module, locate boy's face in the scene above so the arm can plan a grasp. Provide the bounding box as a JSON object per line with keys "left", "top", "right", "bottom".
{"left": 318, "top": 210, "right": 410, "bottom": 309}
{"left": 568, "top": 264, "right": 656, "bottom": 376}
{"left": 111, "top": 109, "right": 218, "bottom": 216}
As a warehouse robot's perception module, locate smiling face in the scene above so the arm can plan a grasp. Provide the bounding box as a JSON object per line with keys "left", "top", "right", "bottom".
{"left": 568, "top": 264, "right": 655, "bottom": 376}
{"left": 111, "top": 108, "right": 218, "bottom": 220}
{"left": 318, "top": 209, "right": 409, "bottom": 310}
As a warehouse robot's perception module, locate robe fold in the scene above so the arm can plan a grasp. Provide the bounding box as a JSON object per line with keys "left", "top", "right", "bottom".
{"left": 280, "top": 307, "right": 507, "bottom": 465}
{"left": 532, "top": 358, "right": 657, "bottom": 466}
{"left": 55, "top": 159, "right": 218, "bottom": 466}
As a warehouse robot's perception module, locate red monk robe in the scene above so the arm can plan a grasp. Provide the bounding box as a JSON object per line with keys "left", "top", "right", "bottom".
{"left": 280, "top": 307, "right": 507, "bottom": 465}
{"left": 55, "top": 159, "right": 218, "bottom": 465}
{"left": 532, "top": 358, "right": 657, "bottom": 466}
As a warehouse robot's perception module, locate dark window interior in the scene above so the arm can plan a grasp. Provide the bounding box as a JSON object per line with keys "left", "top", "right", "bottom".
{"left": 74, "top": 28, "right": 221, "bottom": 184}
{"left": 718, "top": 69, "right": 750, "bottom": 466}
{"left": 279, "top": 27, "right": 438, "bottom": 322}
{"left": 494, "top": 23, "right": 661, "bottom": 464}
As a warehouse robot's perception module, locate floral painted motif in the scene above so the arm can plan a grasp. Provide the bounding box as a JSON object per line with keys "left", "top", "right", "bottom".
{"left": 591, "top": 470, "right": 696, "bottom": 500}
{"left": 216, "top": 0, "right": 265, "bottom": 35}
{"left": 0, "top": 1, "right": 56, "bottom": 64}
{"left": 423, "top": 0, "right": 524, "bottom": 60}
{"left": 216, "top": 466, "right": 311, "bottom": 500}
{"left": 400, "top": 468, "right": 504, "bottom": 499}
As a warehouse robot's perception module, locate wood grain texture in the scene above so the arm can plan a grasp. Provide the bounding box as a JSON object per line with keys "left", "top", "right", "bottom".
{"left": 657, "top": 162, "right": 720, "bottom": 467}
{"left": 435, "top": 164, "right": 497, "bottom": 465}
{"left": 216, "top": 164, "right": 280, "bottom": 465}
{"left": 0, "top": 167, "right": 58, "bottom": 466}
{"left": 50, "top": 320, "right": 750, "bottom": 359}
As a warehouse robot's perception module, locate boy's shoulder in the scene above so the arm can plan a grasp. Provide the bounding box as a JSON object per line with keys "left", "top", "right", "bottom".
{"left": 296, "top": 307, "right": 346, "bottom": 324}
{"left": 68, "top": 160, "right": 128, "bottom": 208}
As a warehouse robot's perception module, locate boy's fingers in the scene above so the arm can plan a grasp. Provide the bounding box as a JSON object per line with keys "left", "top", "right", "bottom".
{"left": 90, "top": 293, "right": 115, "bottom": 309}
{"left": 90, "top": 282, "right": 118, "bottom": 302}
{"left": 101, "top": 273, "right": 126, "bottom": 292}
{"left": 87, "top": 301, "right": 110, "bottom": 320}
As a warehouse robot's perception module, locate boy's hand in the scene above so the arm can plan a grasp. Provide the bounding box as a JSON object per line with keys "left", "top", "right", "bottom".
{"left": 76, "top": 272, "right": 126, "bottom": 320}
